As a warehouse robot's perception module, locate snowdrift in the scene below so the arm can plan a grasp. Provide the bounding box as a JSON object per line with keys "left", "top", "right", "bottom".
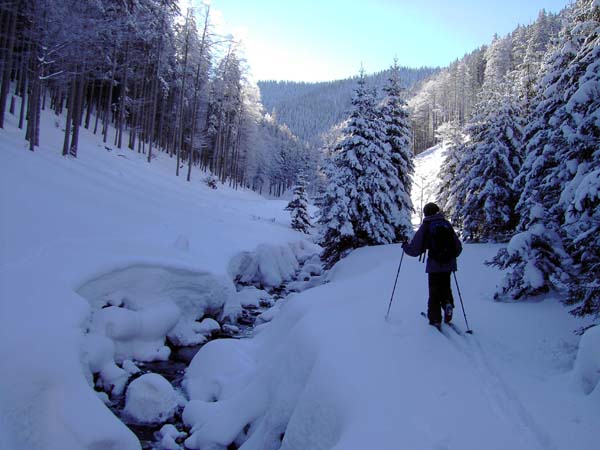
{"left": 181, "top": 244, "right": 598, "bottom": 450}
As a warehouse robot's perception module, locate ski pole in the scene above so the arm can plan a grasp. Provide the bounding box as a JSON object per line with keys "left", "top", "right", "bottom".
{"left": 453, "top": 271, "right": 473, "bottom": 334}
{"left": 385, "top": 249, "right": 405, "bottom": 320}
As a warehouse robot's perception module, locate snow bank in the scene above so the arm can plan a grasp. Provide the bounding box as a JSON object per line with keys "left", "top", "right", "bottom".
{"left": 572, "top": 325, "right": 600, "bottom": 395}
{"left": 182, "top": 298, "right": 324, "bottom": 450}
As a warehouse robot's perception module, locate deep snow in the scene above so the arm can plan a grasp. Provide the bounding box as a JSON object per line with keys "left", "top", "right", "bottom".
{"left": 0, "top": 110, "right": 598, "bottom": 450}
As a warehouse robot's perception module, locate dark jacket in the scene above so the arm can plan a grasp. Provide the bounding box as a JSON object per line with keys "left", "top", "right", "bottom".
{"left": 402, "top": 213, "right": 462, "bottom": 273}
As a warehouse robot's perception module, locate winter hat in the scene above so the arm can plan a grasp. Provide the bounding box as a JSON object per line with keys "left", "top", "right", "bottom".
{"left": 423, "top": 202, "right": 440, "bottom": 217}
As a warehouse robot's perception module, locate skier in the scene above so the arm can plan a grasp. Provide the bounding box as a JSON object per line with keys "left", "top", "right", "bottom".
{"left": 402, "top": 202, "right": 462, "bottom": 328}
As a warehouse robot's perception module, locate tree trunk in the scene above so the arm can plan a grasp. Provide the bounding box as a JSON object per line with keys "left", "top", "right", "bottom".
{"left": 84, "top": 78, "right": 94, "bottom": 129}
{"left": 17, "top": 57, "right": 26, "bottom": 130}
{"left": 103, "top": 46, "right": 118, "bottom": 144}
{"left": 94, "top": 80, "right": 104, "bottom": 134}
{"left": 0, "top": 0, "right": 19, "bottom": 129}
{"left": 117, "top": 41, "right": 130, "bottom": 149}
{"left": 62, "top": 77, "right": 75, "bottom": 156}
{"left": 26, "top": 44, "right": 42, "bottom": 151}
{"left": 70, "top": 69, "right": 86, "bottom": 157}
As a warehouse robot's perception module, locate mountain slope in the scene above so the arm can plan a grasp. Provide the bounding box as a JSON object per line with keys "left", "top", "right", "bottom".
{"left": 258, "top": 67, "right": 438, "bottom": 147}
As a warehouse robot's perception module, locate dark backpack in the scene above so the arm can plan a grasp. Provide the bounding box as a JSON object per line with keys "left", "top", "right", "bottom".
{"left": 427, "top": 220, "right": 458, "bottom": 262}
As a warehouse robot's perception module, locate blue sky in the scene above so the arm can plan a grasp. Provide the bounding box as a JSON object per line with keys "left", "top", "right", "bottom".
{"left": 203, "top": 0, "right": 571, "bottom": 82}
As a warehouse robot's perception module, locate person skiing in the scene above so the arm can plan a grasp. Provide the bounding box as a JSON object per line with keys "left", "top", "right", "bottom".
{"left": 402, "top": 202, "right": 462, "bottom": 328}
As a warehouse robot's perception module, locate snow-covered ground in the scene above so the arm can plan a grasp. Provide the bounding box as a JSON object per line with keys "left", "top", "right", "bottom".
{"left": 411, "top": 143, "right": 445, "bottom": 225}
{"left": 1, "top": 110, "right": 598, "bottom": 450}
{"left": 0, "top": 111, "right": 317, "bottom": 450}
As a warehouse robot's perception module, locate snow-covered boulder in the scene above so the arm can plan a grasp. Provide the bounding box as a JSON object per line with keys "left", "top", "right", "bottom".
{"left": 82, "top": 333, "right": 130, "bottom": 395}
{"left": 90, "top": 302, "right": 179, "bottom": 362}
{"left": 236, "top": 286, "right": 274, "bottom": 308}
{"left": 572, "top": 325, "right": 600, "bottom": 395}
{"left": 79, "top": 265, "right": 235, "bottom": 361}
{"left": 156, "top": 424, "right": 187, "bottom": 450}
{"left": 229, "top": 242, "right": 321, "bottom": 289}
{"left": 123, "top": 373, "right": 180, "bottom": 424}
{"left": 169, "top": 317, "right": 222, "bottom": 346}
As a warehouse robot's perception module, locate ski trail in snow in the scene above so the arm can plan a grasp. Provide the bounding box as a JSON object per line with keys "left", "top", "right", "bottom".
{"left": 453, "top": 334, "right": 559, "bottom": 450}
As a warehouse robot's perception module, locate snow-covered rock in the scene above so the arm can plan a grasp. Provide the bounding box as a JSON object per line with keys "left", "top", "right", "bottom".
{"left": 235, "top": 286, "right": 274, "bottom": 308}
{"left": 83, "top": 333, "right": 130, "bottom": 395}
{"left": 169, "top": 317, "right": 221, "bottom": 346}
{"left": 229, "top": 242, "right": 321, "bottom": 289}
{"left": 123, "top": 374, "right": 180, "bottom": 424}
{"left": 90, "top": 302, "right": 179, "bottom": 362}
{"left": 156, "top": 424, "right": 187, "bottom": 450}
{"left": 79, "top": 265, "right": 236, "bottom": 359}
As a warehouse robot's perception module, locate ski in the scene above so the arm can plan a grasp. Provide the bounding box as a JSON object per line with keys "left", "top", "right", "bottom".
{"left": 446, "top": 322, "right": 463, "bottom": 335}
{"left": 420, "top": 312, "right": 463, "bottom": 335}
{"left": 420, "top": 312, "right": 442, "bottom": 332}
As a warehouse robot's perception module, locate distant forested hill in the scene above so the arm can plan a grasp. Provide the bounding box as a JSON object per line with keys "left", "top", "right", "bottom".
{"left": 257, "top": 67, "right": 438, "bottom": 147}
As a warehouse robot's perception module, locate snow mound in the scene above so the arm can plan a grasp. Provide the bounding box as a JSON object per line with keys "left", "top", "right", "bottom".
{"left": 124, "top": 374, "right": 180, "bottom": 424}
{"left": 78, "top": 264, "right": 235, "bottom": 355}
{"left": 181, "top": 292, "right": 335, "bottom": 450}
{"left": 572, "top": 325, "right": 600, "bottom": 395}
{"left": 229, "top": 241, "right": 321, "bottom": 289}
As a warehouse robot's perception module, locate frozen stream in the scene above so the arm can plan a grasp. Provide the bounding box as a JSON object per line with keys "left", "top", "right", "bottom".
{"left": 77, "top": 242, "right": 323, "bottom": 450}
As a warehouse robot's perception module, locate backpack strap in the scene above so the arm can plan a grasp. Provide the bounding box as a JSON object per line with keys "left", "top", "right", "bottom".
{"left": 419, "top": 221, "right": 429, "bottom": 263}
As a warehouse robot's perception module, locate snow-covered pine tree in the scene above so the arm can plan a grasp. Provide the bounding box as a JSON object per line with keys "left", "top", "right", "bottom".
{"left": 494, "top": 0, "right": 600, "bottom": 315}
{"left": 435, "top": 120, "right": 465, "bottom": 216}
{"left": 549, "top": 0, "right": 600, "bottom": 317}
{"left": 319, "top": 70, "right": 401, "bottom": 267}
{"left": 287, "top": 174, "right": 312, "bottom": 234}
{"left": 381, "top": 60, "right": 414, "bottom": 240}
{"left": 486, "top": 204, "right": 571, "bottom": 300}
{"left": 455, "top": 86, "right": 524, "bottom": 242}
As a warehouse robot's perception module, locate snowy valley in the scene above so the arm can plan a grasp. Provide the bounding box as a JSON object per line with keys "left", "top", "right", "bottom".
{"left": 1, "top": 1, "right": 599, "bottom": 449}
{"left": 0, "top": 109, "right": 598, "bottom": 450}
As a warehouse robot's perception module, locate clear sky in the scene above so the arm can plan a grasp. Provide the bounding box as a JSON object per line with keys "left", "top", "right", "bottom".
{"left": 199, "top": 0, "right": 572, "bottom": 82}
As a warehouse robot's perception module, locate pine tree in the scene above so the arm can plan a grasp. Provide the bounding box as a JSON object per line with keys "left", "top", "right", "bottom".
{"left": 467, "top": 89, "right": 523, "bottom": 241}
{"left": 551, "top": 0, "right": 600, "bottom": 317}
{"left": 435, "top": 120, "right": 465, "bottom": 216}
{"left": 495, "top": 0, "right": 600, "bottom": 315}
{"left": 487, "top": 204, "right": 570, "bottom": 300}
{"left": 287, "top": 174, "right": 312, "bottom": 234}
{"left": 319, "top": 71, "right": 401, "bottom": 267}
{"left": 381, "top": 60, "right": 414, "bottom": 240}
{"left": 451, "top": 86, "right": 524, "bottom": 242}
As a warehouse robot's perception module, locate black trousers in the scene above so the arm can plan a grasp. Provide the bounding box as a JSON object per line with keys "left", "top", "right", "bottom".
{"left": 427, "top": 272, "right": 454, "bottom": 323}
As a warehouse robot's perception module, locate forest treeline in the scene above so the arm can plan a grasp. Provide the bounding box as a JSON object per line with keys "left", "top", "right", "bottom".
{"left": 0, "top": 0, "right": 316, "bottom": 195}
{"left": 435, "top": 1, "right": 599, "bottom": 319}
{"left": 258, "top": 66, "right": 438, "bottom": 148}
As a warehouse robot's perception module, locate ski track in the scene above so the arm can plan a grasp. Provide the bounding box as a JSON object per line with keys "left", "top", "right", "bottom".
{"left": 448, "top": 331, "right": 559, "bottom": 450}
